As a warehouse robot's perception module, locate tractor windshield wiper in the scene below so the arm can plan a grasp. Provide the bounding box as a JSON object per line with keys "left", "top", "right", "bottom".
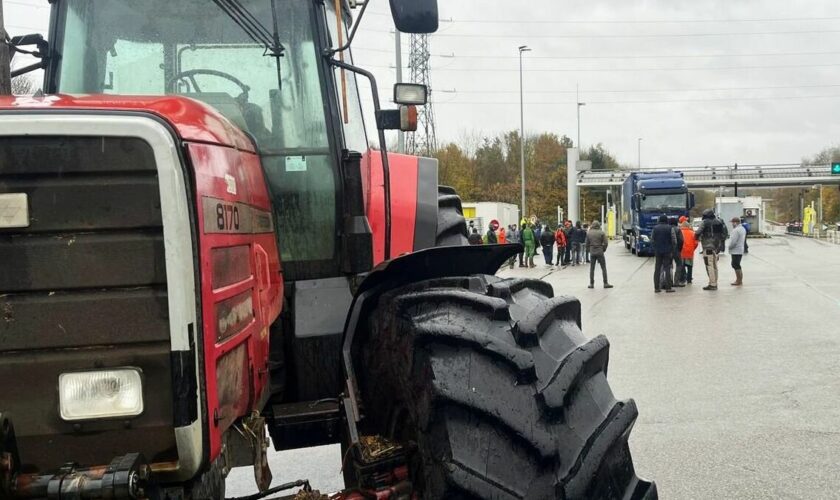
{"left": 211, "top": 0, "right": 284, "bottom": 58}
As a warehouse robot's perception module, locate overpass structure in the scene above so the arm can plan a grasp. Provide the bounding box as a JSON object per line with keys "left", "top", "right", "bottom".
{"left": 564, "top": 147, "right": 839, "bottom": 224}
{"left": 577, "top": 163, "right": 840, "bottom": 188}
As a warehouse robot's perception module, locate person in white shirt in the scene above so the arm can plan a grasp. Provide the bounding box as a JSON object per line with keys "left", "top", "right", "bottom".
{"left": 728, "top": 217, "right": 747, "bottom": 286}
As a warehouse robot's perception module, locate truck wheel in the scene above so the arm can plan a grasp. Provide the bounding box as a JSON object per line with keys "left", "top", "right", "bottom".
{"left": 355, "top": 275, "right": 656, "bottom": 499}
{"left": 436, "top": 185, "right": 469, "bottom": 246}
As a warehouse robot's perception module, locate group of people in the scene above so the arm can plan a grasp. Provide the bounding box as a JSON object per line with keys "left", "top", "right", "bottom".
{"left": 469, "top": 207, "right": 748, "bottom": 293}
{"left": 497, "top": 219, "right": 614, "bottom": 289}
{"left": 650, "top": 209, "right": 747, "bottom": 293}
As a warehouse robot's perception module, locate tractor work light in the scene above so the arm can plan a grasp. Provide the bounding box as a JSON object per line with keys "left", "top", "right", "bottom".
{"left": 59, "top": 369, "right": 144, "bottom": 421}
{"left": 394, "top": 83, "right": 428, "bottom": 106}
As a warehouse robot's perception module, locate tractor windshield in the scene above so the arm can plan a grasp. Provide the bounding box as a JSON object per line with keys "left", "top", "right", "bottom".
{"left": 54, "top": 0, "right": 343, "bottom": 276}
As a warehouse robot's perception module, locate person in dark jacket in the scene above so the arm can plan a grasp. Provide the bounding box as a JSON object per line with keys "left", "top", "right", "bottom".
{"left": 539, "top": 224, "right": 555, "bottom": 266}
{"left": 670, "top": 218, "right": 685, "bottom": 287}
{"left": 582, "top": 223, "right": 591, "bottom": 263}
{"left": 695, "top": 208, "right": 728, "bottom": 290}
{"left": 468, "top": 228, "right": 483, "bottom": 245}
{"left": 485, "top": 224, "right": 498, "bottom": 244}
{"left": 571, "top": 221, "right": 585, "bottom": 266}
{"left": 652, "top": 214, "right": 676, "bottom": 292}
{"left": 585, "top": 221, "right": 613, "bottom": 289}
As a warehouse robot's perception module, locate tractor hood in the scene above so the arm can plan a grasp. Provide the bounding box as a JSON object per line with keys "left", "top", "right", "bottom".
{"left": 0, "top": 94, "right": 255, "bottom": 153}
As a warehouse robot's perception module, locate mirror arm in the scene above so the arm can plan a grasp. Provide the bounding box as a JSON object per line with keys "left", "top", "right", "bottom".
{"left": 330, "top": 58, "right": 392, "bottom": 260}
{"left": 11, "top": 61, "right": 46, "bottom": 78}
{"left": 324, "top": 0, "right": 370, "bottom": 56}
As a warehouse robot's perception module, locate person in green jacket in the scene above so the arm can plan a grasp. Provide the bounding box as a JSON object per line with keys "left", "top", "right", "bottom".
{"left": 521, "top": 224, "right": 537, "bottom": 268}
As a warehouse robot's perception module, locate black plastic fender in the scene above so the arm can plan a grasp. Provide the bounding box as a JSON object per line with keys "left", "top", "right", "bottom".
{"left": 340, "top": 243, "right": 522, "bottom": 441}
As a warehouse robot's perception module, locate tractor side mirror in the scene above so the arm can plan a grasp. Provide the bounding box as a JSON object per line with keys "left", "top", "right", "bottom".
{"left": 631, "top": 193, "right": 639, "bottom": 210}
{"left": 389, "top": 0, "right": 439, "bottom": 33}
{"left": 9, "top": 33, "right": 50, "bottom": 78}
{"left": 689, "top": 192, "right": 696, "bottom": 209}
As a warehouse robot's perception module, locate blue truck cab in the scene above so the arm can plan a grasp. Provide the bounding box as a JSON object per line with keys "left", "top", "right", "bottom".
{"left": 622, "top": 171, "right": 694, "bottom": 256}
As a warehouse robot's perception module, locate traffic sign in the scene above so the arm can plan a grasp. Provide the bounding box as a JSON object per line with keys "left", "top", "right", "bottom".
{"left": 832, "top": 162, "right": 840, "bottom": 175}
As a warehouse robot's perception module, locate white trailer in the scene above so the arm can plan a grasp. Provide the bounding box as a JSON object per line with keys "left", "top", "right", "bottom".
{"left": 462, "top": 202, "right": 521, "bottom": 234}
{"left": 715, "top": 196, "right": 765, "bottom": 234}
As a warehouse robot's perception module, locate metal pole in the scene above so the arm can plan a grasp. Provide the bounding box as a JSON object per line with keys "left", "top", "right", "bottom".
{"left": 818, "top": 185, "right": 823, "bottom": 225}
{"left": 637, "top": 138, "right": 642, "bottom": 169}
{"left": 519, "top": 46, "right": 530, "bottom": 218}
{"left": 395, "top": 30, "right": 404, "bottom": 153}
{"left": 0, "top": 0, "right": 11, "bottom": 95}
{"left": 576, "top": 84, "right": 580, "bottom": 148}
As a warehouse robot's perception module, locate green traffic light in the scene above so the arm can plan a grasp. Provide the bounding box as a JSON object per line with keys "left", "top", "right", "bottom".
{"left": 833, "top": 163, "right": 840, "bottom": 175}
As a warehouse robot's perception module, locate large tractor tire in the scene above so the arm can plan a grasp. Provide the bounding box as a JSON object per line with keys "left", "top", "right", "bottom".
{"left": 356, "top": 275, "right": 655, "bottom": 499}
{"left": 436, "top": 185, "right": 469, "bottom": 246}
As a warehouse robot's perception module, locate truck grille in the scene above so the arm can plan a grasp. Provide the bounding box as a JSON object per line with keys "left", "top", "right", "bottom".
{"left": 0, "top": 136, "right": 177, "bottom": 471}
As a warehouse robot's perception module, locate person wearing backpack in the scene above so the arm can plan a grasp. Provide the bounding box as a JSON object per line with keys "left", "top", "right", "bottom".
{"left": 694, "top": 208, "right": 728, "bottom": 291}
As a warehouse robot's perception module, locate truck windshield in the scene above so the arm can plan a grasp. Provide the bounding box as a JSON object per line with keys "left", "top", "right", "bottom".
{"left": 54, "top": 0, "right": 339, "bottom": 275}
{"left": 640, "top": 193, "right": 686, "bottom": 211}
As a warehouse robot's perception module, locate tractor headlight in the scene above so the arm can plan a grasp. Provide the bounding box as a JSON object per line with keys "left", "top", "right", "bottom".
{"left": 59, "top": 369, "right": 143, "bottom": 421}
{"left": 640, "top": 235, "right": 650, "bottom": 242}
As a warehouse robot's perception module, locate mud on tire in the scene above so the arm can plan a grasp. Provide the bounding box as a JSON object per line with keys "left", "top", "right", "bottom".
{"left": 356, "top": 275, "right": 656, "bottom": 499}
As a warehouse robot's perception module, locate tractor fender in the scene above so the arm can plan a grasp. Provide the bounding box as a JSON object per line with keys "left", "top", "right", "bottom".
{"left": 340, "top": 243, "right": 521, "bottom": 434}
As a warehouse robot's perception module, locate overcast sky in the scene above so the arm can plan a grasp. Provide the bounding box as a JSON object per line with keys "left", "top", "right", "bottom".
{"left": 8, "top": 0, "right": 840, "bottom": 167}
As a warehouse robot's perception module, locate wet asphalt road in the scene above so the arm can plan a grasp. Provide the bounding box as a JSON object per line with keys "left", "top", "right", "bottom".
{"left": 499, "top": 234, "right": 840, "bottom": 499}
{"left": 228, "top": 234, "right": 840, "bottom": 499}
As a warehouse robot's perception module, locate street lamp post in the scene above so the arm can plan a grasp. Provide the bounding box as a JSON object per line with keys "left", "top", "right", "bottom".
{"left": 576, "top": 84, "right": 585, "bottom": 148}
{"left": 637, "top": 137, "right": 642, "bottom": 169}
{"left": 519, "top": 45, "right": 531, "bottom": 218}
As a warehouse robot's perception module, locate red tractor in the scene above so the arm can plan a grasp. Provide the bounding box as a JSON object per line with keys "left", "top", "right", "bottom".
{"left": 0, "top": 1, "right": 655, "bottom": 498}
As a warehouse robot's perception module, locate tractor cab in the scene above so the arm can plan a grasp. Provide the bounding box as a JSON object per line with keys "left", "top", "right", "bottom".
{"left": 36, "top": 0, "right": 432, "bottom": 280}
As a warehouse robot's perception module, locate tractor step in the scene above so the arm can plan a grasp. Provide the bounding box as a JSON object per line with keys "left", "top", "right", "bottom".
{"left": 267, "top": 400, "right": 341, "bottom": 451}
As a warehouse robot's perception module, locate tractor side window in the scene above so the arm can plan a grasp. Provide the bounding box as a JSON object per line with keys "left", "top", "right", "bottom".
{"left": 323, "top": 4, "right": 368, "bottom": 153}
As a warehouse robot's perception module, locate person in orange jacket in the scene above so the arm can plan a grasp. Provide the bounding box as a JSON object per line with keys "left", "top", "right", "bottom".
{"left": 498, "top": 226, "right": 507, "bottom": 244}
{"left": 679, "top": 216, "right": 698, "bottom": 284}
{"left": 554, "top": 224, "right": 567, "bottom": 267}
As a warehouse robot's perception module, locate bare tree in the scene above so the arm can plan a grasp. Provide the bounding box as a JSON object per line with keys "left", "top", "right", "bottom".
{"left": 11, "top": 75, "right": 36, "bottom": 95}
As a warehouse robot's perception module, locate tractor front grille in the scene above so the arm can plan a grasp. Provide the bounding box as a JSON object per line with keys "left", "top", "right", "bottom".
{"left": 0, "top": 135, "right": 177, "bottom": 471}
